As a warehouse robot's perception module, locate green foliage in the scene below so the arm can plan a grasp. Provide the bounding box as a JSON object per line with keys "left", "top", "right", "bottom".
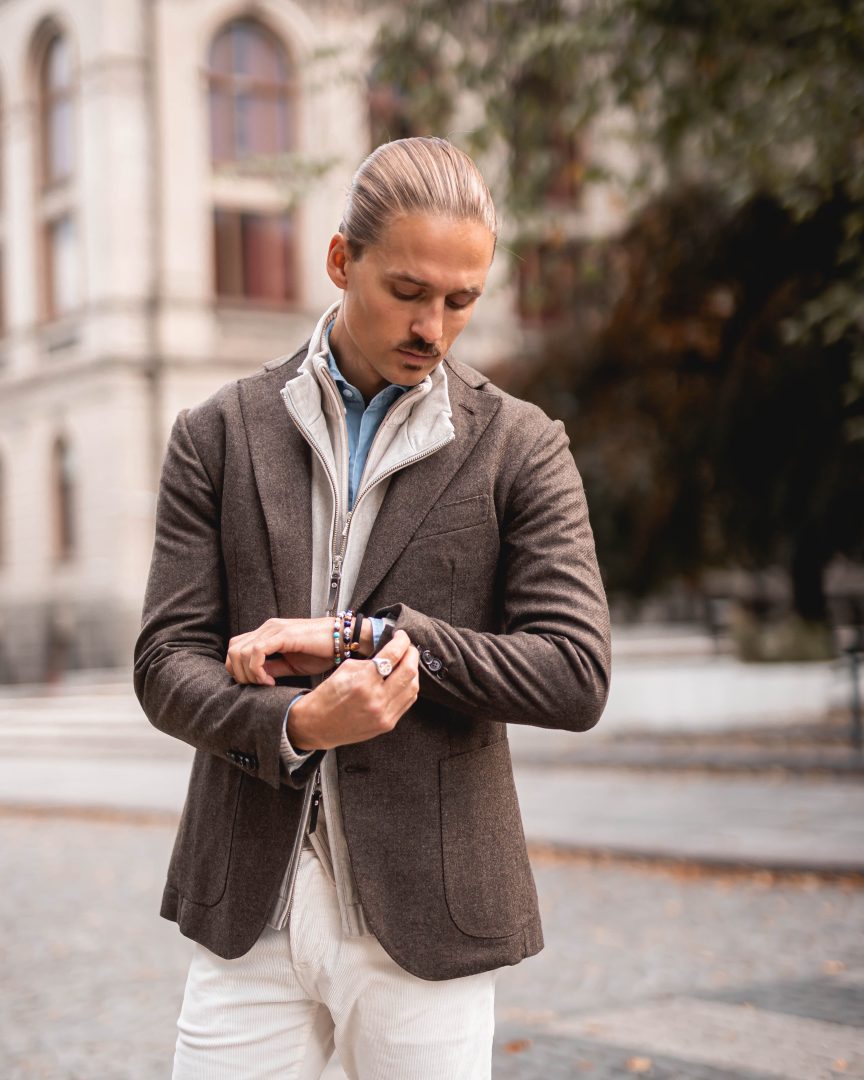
{"left": 518, "top": 188, "right": 864, "bottom": 618}
{"left": 369, "top": 0, "right": 864, "bottom": 408}
{"left": 367, "top": 0, "right": 864, "bottom": 617}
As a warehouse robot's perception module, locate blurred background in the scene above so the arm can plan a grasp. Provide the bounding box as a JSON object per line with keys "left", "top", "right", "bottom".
{"left": 0, "top": 1, "right": 863, "bottom": 1078}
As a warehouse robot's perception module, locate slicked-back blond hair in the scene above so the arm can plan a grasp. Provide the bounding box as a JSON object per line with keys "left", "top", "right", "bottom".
{"left": 340, "top": 137, "right": 498, "bottom": 255}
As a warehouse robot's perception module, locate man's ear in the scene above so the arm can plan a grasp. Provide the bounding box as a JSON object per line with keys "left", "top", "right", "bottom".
{"left": 326, "top": 233, "right": 351, "bottom": 289}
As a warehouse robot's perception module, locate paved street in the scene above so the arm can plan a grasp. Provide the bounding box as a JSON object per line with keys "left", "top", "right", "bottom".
{"left": 1, "top": 679, "right": 863, "bottom": 1077}
{"left": 1, "top": 684, "right": 862, "bottom": 873}
{"left": 1, "top": 814, "right": 862, "bottom": 1079}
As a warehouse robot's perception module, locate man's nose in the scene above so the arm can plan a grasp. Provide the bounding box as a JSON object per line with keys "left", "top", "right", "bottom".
{"left": 410, "top": 301, "right": 444, "bottom": 344}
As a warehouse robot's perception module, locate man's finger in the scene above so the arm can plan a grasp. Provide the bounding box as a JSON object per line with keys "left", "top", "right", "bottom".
{"left": 375, "top": 646, "right": 419, "bottom": 699}
{"left": 373, "top": 628, "right": 413, "bottom": 664}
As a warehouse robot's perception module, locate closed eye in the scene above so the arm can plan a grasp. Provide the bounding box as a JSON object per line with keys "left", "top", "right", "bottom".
{"left": 392, "top": 289, "right": 479, "bottom": 309}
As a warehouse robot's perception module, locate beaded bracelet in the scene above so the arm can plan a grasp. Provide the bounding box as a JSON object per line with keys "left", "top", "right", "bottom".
{"left": 332, "top": 616, "right": 343, "bottom": 666}
{"left": 333, "top": 610, "right": 358, "bottom": 666}
{"left": 342, "top": 610, "right": 354, "bottom": 659}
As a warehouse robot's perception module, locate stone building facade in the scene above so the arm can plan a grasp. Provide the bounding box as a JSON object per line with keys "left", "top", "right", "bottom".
{"left": 0, "top": 0, "right": 517, "bottom": 683}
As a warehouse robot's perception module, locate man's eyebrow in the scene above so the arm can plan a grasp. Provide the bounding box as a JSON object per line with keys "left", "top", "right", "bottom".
{"left": 387, "top": 272, "right": 483, "bottom": 296}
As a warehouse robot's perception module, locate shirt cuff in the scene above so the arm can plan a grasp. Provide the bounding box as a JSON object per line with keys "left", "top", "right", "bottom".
{"left": 368, "top": 616, "right": 387, "bottom": 652}
{"left": 280, "top": 691, "right": 314, "bottom": 773}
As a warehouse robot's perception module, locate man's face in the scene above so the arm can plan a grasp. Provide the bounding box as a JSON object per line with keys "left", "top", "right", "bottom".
{"left": 326, "top": 212, "right": 495, "bottom": 400}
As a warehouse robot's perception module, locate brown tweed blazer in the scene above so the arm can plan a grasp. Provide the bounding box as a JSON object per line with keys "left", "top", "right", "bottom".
{"left": 133, "top": 348, "right": 611, "bottom": 981}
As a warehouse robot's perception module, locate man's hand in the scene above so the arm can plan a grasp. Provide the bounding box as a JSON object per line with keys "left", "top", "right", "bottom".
{"left": 287, "top": 631, "right": 420, "bottom": 751}
{"left": 225, "top": 616, "right": 375, "bottom": 686}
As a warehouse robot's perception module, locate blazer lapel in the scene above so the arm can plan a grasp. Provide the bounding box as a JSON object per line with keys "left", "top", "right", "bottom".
{"left": 238, "top": 358, "right": 314, "bottom": 618}
{"left": 351, "top": 371, "right": 500, "bottom": 612}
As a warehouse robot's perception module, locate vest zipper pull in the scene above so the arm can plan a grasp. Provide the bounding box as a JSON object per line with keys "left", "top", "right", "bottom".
{"left": 308, "top": 772, "right": 322, "bottom": 835}
{"left": 327, "top": 555, "right": 343, "bottom": 615}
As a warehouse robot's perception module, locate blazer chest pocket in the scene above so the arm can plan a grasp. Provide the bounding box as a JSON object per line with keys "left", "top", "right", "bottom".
{"left": 439, "top": 739, "right": 538, "bottom": 939}
{"left": 413, "top": 494, "right": 489, "bottom": 541}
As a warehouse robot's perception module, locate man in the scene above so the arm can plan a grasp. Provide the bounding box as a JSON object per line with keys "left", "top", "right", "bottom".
{"left": 134, "top": 136, "right": 610, "bottom": 1080}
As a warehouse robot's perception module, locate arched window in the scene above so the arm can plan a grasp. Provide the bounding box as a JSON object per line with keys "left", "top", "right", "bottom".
{"left": 368, "top": 77, "right": 417, "bottom": 148}
{"left": 208, "top": 18, "right": 295, "bottom": 164}
{"left": 208, "top": 18, "right": 298, "bottom": 307}
{"left": 41, "top": 33, "right": 74, "bottom": 186}
{"left": 368, "top": 66, "right": 436, "bottom": 149}
{"left": 36, "top": 27, "right": 79, "bottom": 320}
{"left": 510, "top": 70, "right": 584, "bottom": 208}
{"left": 51, "top": 435, "right": 75, "bottom": 561}
{"left": 367, "top": 48, "right": 451, "bottom": 151}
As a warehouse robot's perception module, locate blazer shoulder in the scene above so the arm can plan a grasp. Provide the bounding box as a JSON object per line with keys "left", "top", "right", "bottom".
{"left": 181, "top": 341, "right": 309, "bottom": 435}
{"left": 445, "top": 356, "right": 560, "bottom": 444}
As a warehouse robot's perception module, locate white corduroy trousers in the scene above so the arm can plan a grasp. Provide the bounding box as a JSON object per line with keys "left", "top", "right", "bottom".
{"left": 172, "top": 850, "right": 498, "bottom": 1080}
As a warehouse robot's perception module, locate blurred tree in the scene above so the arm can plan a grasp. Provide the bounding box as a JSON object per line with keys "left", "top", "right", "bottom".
{"left": 525, "top": 188, "right": 863, "bottom": 626}
{"left": 367, "top": 0, "right": 864, "bottom": 624}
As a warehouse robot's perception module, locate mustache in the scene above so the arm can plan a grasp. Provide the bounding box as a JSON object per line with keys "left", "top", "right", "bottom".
{"left": 397, "top": 339, "right": 441, "bottom": 359}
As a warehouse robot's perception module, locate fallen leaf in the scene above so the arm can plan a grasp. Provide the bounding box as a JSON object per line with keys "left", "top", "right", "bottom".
{"left": 504, "top": 1039, "right": 532, "bottom": 1054}
{"left": 823, "top": 960, "right": 847, "bottom": 975}
{"left": 626, "top": 1057, "right": 653, "bottom": 1074}
{"left": 833, "top": 1059, "right": 848, "bottom": 1072}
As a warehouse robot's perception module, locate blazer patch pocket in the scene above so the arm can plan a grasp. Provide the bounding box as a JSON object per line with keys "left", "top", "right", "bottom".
{"left": 171, "top": 758, "right": 242, "bottom": 908}
{"left": 413, "top": 494, "right": 490, "bottom": 540}
{"left": 439, "top": 739, "right": 537, "bottom": 939}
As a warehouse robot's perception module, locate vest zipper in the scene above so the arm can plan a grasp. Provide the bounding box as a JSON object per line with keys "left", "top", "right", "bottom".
{"left": 275, "top": 366, "right": 453, "bottom": 929}
{"left": 270, "top": 767, "right": 317, "bottom": 929}
{"left": 275, "top": 376, "right": 350, "bottom": 929}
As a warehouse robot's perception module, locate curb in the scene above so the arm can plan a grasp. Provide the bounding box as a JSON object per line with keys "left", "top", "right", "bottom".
{"left": 0, "top": 802, "right": 180, "bottom": 826}
{"left": 511, "top": 755, "right": 864, "bottom": 778}
{"left": 525, "top": 839, "right": 864, "bottom": 884}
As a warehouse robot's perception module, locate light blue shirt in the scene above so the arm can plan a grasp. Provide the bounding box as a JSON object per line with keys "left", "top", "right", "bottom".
{"left": 325, "top": 322, "right": 411, "bottom": 509}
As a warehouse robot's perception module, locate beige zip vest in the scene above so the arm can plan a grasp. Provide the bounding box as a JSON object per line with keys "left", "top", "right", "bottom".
{"left": 268, "top": 301, "right": 456, "bottom": 936}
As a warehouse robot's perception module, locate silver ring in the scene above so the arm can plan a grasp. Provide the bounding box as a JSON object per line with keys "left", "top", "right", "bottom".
{"left": 372, "top": 657, "right": 393, "bottom": 678}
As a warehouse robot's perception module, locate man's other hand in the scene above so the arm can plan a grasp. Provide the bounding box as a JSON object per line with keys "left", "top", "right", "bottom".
{"left": 226, "top": 616, "right": 370, "bottom": 685}
{"left": 287, "top": 631, "right": 420, "bottom": 751}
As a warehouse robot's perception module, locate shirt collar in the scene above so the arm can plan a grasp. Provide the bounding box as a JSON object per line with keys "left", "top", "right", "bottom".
{"left": 325, "top": 321, "right": 413, "bottom": 406}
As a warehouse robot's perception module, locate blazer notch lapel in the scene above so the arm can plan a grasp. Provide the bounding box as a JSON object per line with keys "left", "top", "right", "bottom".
{"left": 238, "top": 367, "right": 314, "bottom": 618}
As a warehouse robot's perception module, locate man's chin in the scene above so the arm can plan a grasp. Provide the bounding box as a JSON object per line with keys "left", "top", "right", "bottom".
{"left": 395, "top": 350, "right": 440, "bottom": 379}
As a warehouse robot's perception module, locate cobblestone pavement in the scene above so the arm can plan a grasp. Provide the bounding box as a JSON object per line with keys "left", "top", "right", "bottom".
{"left": 1, "top": 815, "right": 863, "bottom": 1079}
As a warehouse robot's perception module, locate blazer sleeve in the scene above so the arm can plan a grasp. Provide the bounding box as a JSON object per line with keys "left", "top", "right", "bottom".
{"left": 376, "top": 417, "right": 611, "bottom": 732}
{"left": 133, "top": 408, "right": 321, "bottom": 791}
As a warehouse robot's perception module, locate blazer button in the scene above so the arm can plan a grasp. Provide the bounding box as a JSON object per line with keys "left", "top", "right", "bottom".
{"left": 426, "top": 656, "right": 443, "bottom": 673}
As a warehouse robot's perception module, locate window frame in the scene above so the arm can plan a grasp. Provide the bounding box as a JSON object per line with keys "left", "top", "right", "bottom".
{"left": 207, "top": 18, "right": 297, "bottom": 166}
{"left": 39, "top": 32, "right": 75, "bottom": 191}
{"left": 51, "top": 434, "right": 76, "bottom": 563}
{"left": 212, "top": 207, "right": 298, "bottom": 308}
{"left": 33, "top": 25, "right": 80, "bottom": 325}
{"left": 207, "top": 17, "right": 300, "bottom": 311}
